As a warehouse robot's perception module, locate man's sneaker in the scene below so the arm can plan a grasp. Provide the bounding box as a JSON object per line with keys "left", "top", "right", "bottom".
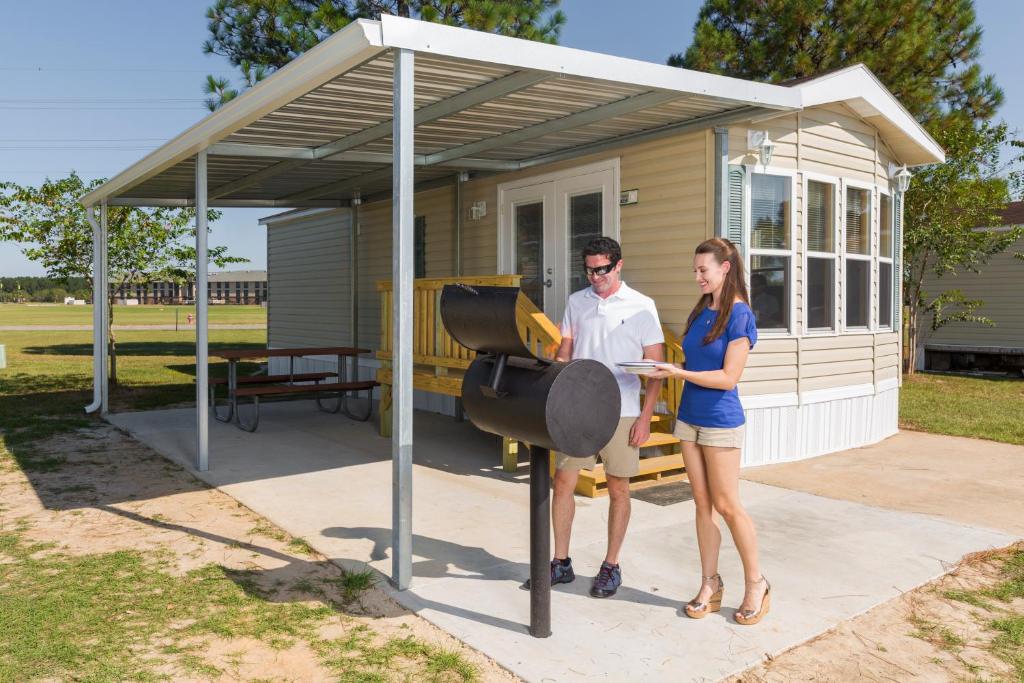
{"left": 521, "top": 558, "right": 575, "bottom": 590}
{"left": 590, "top": 561, "right": 622, "bottom": 598}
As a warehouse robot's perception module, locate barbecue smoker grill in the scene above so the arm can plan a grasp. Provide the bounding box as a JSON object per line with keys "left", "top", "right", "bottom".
{"left": 440, "top": 284, "right": 620, "bottom": 637}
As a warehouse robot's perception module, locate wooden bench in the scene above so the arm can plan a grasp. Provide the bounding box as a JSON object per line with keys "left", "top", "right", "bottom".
{"left": 233, "top": 380, "right": 380, "bottom": 432}
{"left": 210, "top": 372, "right": 337, "bottom": 423}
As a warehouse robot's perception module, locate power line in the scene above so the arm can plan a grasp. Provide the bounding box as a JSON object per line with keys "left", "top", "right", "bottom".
{"left": 0, "top": 146, "right": 160, "bottom": 150}
{"left": 0, "top": 66, "right": 237, "bottom": 74}
{"left": 0, "top": 98, "right": 206, "bottom": 103}
{"left": 0, "top": 106, "right": 203, "bottom": 111}
{"left": 0, "top": 138, "right": 169, "bottom": 142}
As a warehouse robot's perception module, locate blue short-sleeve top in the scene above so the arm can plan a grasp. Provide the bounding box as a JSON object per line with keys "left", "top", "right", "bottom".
{"left": 676, "top": 301, "right": 757, "bottom": 428}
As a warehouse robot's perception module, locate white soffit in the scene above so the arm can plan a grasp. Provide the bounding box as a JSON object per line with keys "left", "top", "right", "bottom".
{"left": 81, "top": 20, "right": 386, "bottom": 207}
{"left": 795, "top": 65, "right": 945, "bottom": 166}
{"left": 379, "top": 15, "right": 800, "bottom": 110}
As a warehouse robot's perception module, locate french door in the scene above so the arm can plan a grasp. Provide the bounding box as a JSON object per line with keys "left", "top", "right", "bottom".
{"left": 501, "top": 166, "right": 616, "bottom": 324}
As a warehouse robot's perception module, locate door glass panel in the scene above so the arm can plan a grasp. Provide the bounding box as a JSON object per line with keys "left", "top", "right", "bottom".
{"left": 568, "top": 191, "right": 602, "bottom": 295}
{"left": 515, "top": 201, "right": 544, "bottom": 309}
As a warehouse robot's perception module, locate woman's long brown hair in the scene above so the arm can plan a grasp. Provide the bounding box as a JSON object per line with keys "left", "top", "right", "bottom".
{"left": 685, "top": 237, "right": 750, "bottom": 345}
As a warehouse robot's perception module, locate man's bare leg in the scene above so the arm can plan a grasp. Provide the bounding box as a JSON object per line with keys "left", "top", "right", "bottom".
{"left": 553, "top": 467, "right": 580, "bottom": 559}
{"left": 604, "top": 474, "right": 631, "bottom": 565}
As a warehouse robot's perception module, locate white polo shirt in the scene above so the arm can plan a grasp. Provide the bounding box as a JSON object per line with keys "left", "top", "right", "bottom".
{"left": 560, "top": 282, "right": 664, "bottom": 418}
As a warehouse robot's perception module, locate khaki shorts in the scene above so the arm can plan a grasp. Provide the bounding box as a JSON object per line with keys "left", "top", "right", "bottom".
{"left": 554, "top": 417, "right": 639, "bottom": 478}
{"left": 673, "top": 421, "right": 745, "bottom": 449}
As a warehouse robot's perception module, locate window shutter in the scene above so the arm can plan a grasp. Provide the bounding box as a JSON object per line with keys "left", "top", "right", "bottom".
{"left": 893, "top": 193, "right": 902, "bottom": 331}
{"left": 727, "top": 164, "right": 746, "bottom": 253}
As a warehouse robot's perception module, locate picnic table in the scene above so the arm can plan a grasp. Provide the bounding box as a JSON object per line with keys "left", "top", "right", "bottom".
{"left": 210, "top": 346, "right": 377, "bottom": 432}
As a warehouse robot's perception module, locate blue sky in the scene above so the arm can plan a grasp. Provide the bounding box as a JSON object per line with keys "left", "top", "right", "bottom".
{"left": 1, "top": 0, "right": 1021, "bottom": 277}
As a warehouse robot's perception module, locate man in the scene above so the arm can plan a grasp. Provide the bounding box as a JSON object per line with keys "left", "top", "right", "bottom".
{"left": 545, "top": 236, "right": 665, "bottom": 598}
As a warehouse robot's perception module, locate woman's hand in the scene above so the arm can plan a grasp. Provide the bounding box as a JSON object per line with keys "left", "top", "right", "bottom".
{"left": 645, "top": 362, "right": 684, "bottom": 379}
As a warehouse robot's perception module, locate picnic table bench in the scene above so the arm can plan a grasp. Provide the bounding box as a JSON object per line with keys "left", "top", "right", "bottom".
{"left": 211, "top": 346, "right": 378, "bottom": 432}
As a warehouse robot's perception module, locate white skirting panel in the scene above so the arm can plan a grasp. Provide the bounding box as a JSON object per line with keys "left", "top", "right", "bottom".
{"left": 741, "top": 387, "right": 899, "bottom": 467}
{"left": 267, "top": 355, "right": 457, "bottom": 415}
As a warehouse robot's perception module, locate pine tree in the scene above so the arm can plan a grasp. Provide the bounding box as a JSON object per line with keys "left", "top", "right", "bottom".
{"left": 672, "top": 0, "right": 1002, "bottom": 130}
{"left": 202, "top": 0, "right": 565, "bottom": 110}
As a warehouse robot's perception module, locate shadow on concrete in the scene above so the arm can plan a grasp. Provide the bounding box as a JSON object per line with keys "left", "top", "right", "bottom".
{"left": 323, "top": 525, "right": 680, "bottom": 613}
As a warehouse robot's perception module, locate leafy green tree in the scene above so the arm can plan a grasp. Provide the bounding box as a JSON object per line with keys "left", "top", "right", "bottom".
{"left": 671, "top": 0, "right": 1002, "bottom": 129}
{"left": 675, "top": 0, "right": 1021, "bottom": 372}
{"left": 904, "top": 122, "right": 1023, "bottom": 371}
{"left": 201, "top": 0, "right": 565, "bottom": 110}
{"left": 0, "top": 172, "right": 245, "bottom": 384}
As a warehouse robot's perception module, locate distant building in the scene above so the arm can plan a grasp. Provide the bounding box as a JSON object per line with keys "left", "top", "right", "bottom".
{"left": 112, "top": 270, "right": 268, "bottom": 305}
{"left": 921, "top": 201, "right": 1024, "bottom": 373}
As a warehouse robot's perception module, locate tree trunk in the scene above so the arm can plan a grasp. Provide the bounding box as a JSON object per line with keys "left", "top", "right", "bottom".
{"left": 107, "top": 294, "right": 118, "bottom": 386}
{"left": 905, "top": 302, "right": 918, "bottom": 375}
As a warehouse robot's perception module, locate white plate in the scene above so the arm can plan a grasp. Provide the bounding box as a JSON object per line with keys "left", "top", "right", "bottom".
{"left": 616, "top": 361, "right": 660, "bottom": 375}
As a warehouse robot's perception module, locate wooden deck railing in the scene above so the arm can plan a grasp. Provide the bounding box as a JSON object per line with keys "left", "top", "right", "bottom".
{"left": 376, "top": 275, "right": 685, "bottom": 482}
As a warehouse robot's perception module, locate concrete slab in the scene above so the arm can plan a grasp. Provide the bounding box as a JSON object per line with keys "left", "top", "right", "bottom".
{"left": 742, "top": 430, "right": 1024, "bottom": 537}
{"left": 109, "top": 403, "right": 1016, "bottom": 682}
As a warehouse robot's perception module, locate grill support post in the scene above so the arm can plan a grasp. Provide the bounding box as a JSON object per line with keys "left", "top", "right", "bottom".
{"left": 529, "top": 443, "right": 552, "bottom": 638}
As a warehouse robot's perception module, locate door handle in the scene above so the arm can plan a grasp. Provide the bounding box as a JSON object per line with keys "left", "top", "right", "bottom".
{"left": 543, "top": 279, "right": 553, "bottom": 288}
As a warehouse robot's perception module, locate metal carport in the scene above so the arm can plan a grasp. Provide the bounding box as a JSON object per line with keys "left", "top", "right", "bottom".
{"left": 79, "top": 14, "right": 806, "bottom": 589}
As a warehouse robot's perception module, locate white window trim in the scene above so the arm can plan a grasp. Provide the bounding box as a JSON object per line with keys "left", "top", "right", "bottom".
{"left": 802, "top": 171, "right": 842, "bottom": 336}
{"left": 877, "top": 190, "right": 895, "bottom": 331}
{"left": 744, "top": 165, "right": 798, "bottom": 337}
{"left": 841, "top": 178, "right": 875, "bottom": 332}
{"left": 496, "top": 157, "right": 621, "bottom": 276}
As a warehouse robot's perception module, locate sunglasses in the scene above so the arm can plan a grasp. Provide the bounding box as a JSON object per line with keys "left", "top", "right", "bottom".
{"left": 584, "top": 259, "right": 619, "bottom": 277}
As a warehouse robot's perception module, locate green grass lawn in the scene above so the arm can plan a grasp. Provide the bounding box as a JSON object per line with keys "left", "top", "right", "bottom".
{"left": 0, "top": 328, "right": 266, "bottom": 459}
{"left": 900, "top": 372, "right": 1024, "bottom": 445}
{"left": 0, "top": 303, "right": 267, "bottom": 326}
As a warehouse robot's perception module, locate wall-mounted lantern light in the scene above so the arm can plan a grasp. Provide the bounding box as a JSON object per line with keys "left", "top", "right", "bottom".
{"left": 747, "top": 130, "right": 774, "bottom": 168}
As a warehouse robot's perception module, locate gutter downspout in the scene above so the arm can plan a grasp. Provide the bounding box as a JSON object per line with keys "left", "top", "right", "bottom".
{"left": 84, "top": 205, "right": 103, "bottom": 414}
{"left": 350, "top": 194, "right": 361, "bottom": 380}
{"left": 713, "top": 127, "right": 729, "bottom": 238}
{"left": 454, "top": 171, "right": 467, "bottom": 276}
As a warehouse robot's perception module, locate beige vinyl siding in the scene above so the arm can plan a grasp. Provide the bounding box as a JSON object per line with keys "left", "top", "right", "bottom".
{"left": 459, "top": 129, "right": 710, "bottom": 329}
{"left": 921, "top": 239, "right": 1024, "bottom": 349}
{"left": 739, "top": 339, "right": 798, "bottom": 396}
{"left": 620, "top": 131, "right": 708, "bottom": 327}
{"left": 355, "top": 186, "right": 457, "bottom": 351}
{"left": 266, "top": 104, "right": 906, "bottom": 400}
{"left": 267, "top": 209, "right": 352, "bottom": 348}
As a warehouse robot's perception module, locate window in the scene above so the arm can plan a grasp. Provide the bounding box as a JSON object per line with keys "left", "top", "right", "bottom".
{"left": 749, "top": 172, "right": 792, "bottom": 332}
{"left": 844, "top": 185, "right": 872, "bottom": 328}
{"left": 878, "top": 193, "right": 894, "bottom": 329}
{"left": 806, "top": 179, "right": 837, "bottom": 331}
{"left": 414, "top": 215, "right": 427, "bottom": 279}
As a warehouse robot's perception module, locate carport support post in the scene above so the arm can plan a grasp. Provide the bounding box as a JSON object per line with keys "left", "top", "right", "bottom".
{"left": 529, "top": 444, "right": 552, "bottom": 638}
{"left": 391, "top": 47, "right": 414, "bottom": 591}
{"left": 195, "top": 149, "right": 210, "bottom": 472}
{"left": 99, "top": 200, "right": 109, "bottom": 413}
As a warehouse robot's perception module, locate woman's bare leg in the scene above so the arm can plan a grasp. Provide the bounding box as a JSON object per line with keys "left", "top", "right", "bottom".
{"left": 682, "top": 441, "right": 721, "bottom": 604}
{"left": 703, "top": 445, "right": 766, "bottom": 613}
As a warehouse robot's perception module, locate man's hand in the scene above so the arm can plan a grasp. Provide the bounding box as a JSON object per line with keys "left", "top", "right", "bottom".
{"left": 629, "top": 417, "right": 651, "bottom": 447}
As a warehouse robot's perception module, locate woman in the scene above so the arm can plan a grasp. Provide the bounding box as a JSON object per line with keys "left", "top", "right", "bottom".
{"left": 647, "top": 237, "right": 770, "bottom": 625}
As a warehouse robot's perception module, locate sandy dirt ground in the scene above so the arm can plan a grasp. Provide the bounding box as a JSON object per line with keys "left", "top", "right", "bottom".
{"left": 0, "top": 423, "right": 518, "bottom": 682}
{"left": 2, "top": 423, "right": 1020, "bottom": 681}
{"left": 732, "top": 429, "right": 1024, "bottom": 682}
{"left": 729, "top": 545, "right": 1023, "bottom": 682}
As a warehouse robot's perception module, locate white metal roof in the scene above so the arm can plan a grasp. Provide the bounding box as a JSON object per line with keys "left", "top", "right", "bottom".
{"left": 81, "top": 16, "right": 941, "bottom": 209}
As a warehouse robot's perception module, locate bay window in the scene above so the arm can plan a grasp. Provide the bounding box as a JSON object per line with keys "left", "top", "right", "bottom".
{"left": 806, "top": 179, "right": 838, "bottom": 331}
{"left": 748, "top": 172, "right": 793, "bottom": 332}
{"left": 844, "top": 184, "right": 872, "bottom": 328}
{"left": 878, "top": 193, "right": 894, "bottom": 329}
